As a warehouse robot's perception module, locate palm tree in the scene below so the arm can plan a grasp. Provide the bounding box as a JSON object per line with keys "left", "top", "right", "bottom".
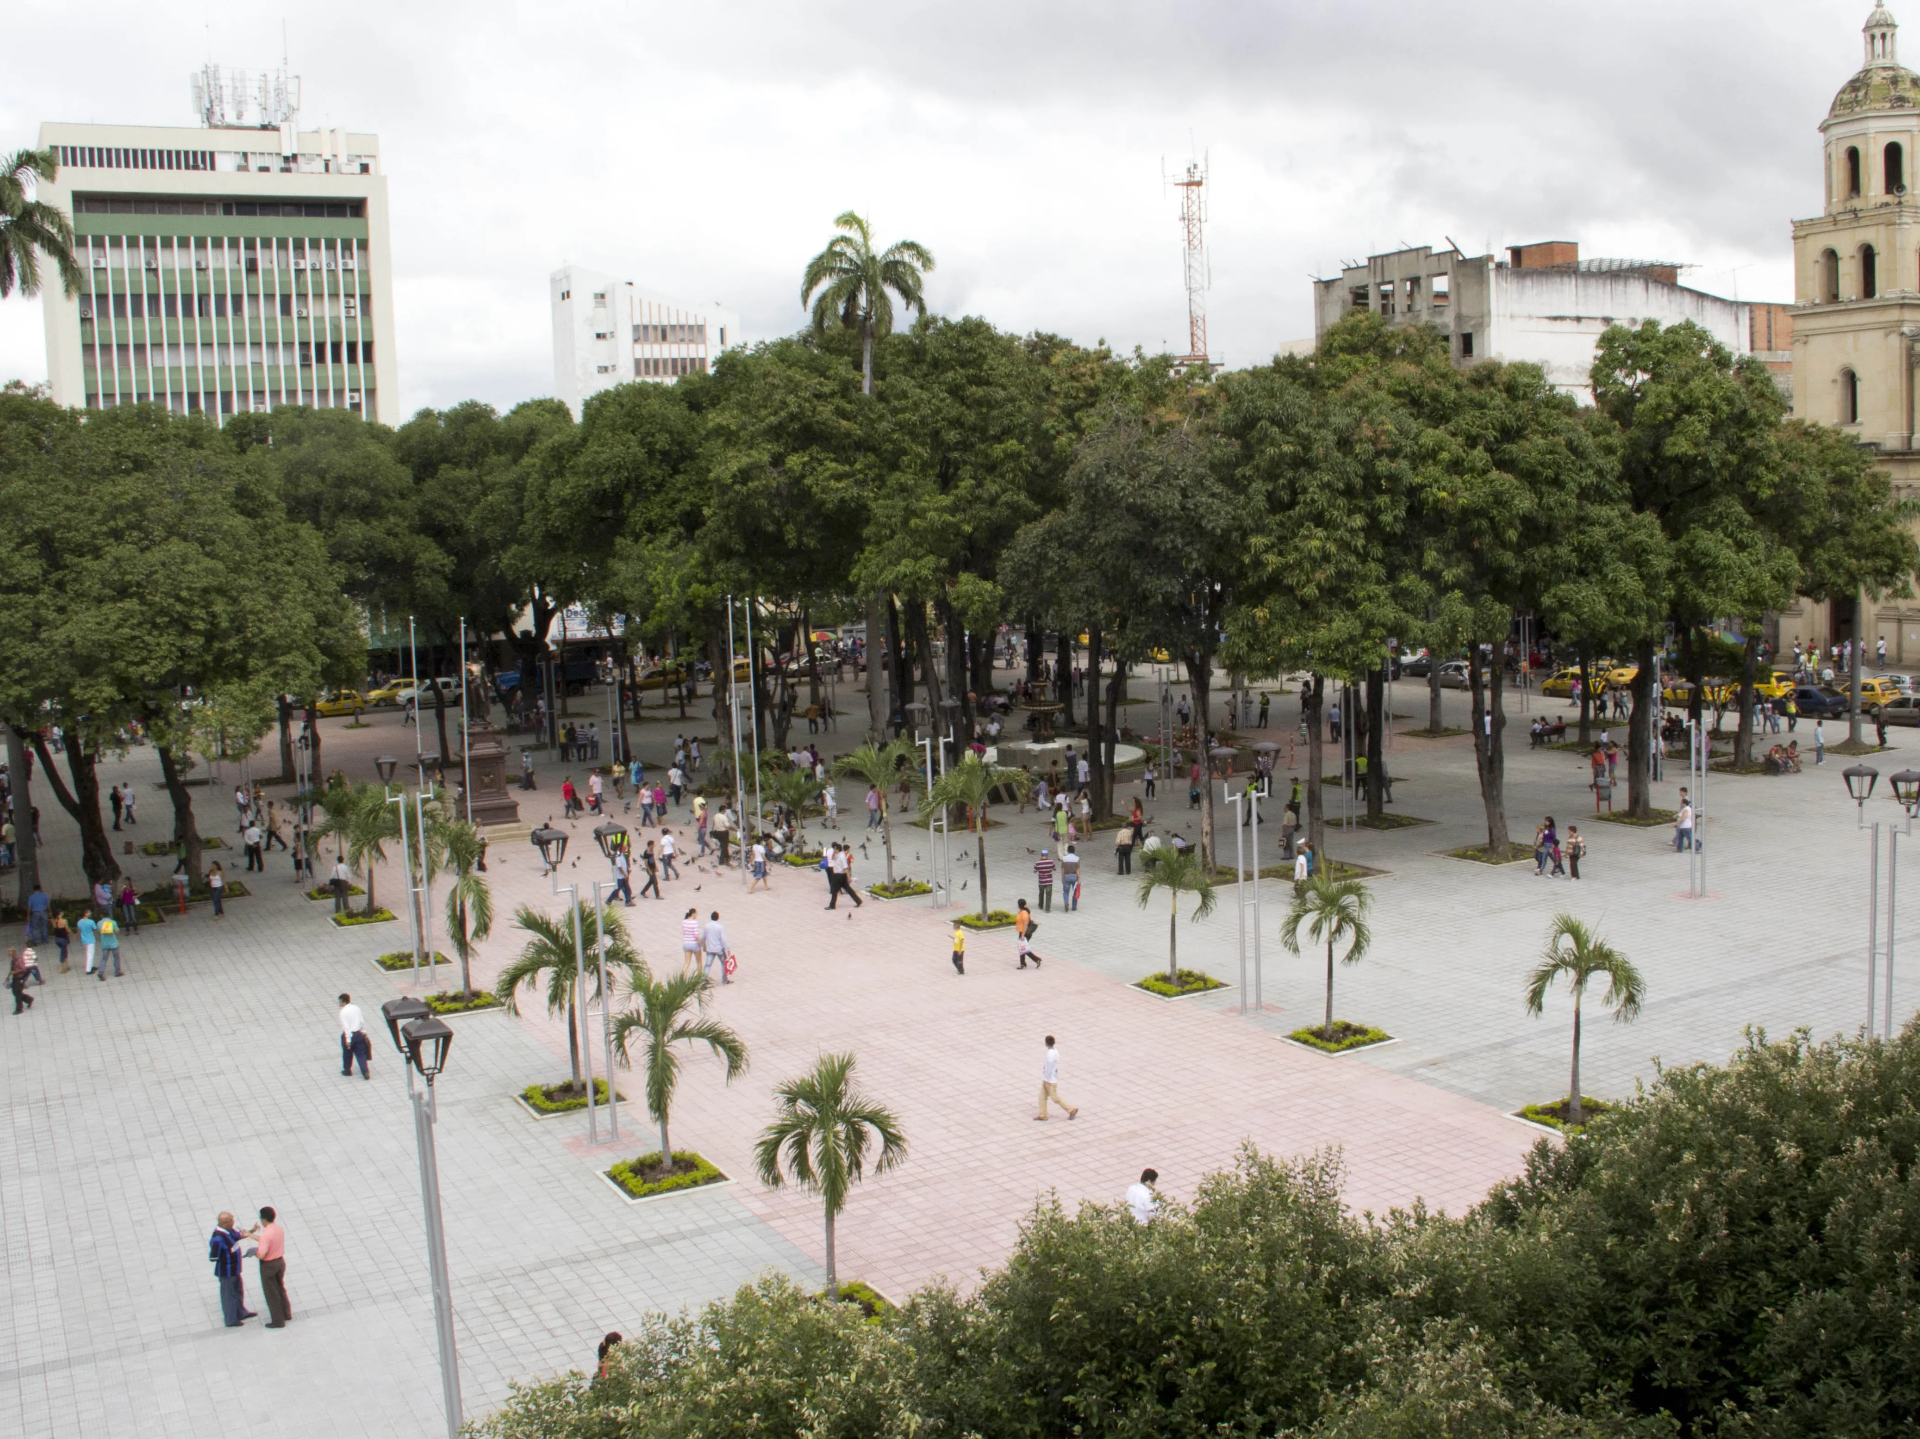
{"left": 762, "top": 766, "right": 821, "bottom": 849}
{"left": 925, "top": 755, "right": 1033, "bottom": 918}
{"left": 1, "top": 148, "right": 82, "bottom": 300}
{"left": 434, "top": 817, "right": 492, "bottom": 998}
{"left": 800, "top": 212, "right": 934, "bottom": 396}
{"left": 495, "top": 902, "right": 644, "bottom": 1094}
{"left": 755, "top": 1052, "right": 906, "bottom": 1300}
{"left": 1134, "top": 847, "right": 1218, "bottom": 984}
{"left": 611, "top": 968, "right": 748, "bottom": 1167}
{"left": 1280, "top": 874, "right": 1374, "bottom": 1041}
{"left": 833, "top": 739, "right": 918, "bottom": 884}
{"left": 314, "top": 783, "right": 401, "bottom": 916}
{"left": 1525, "top": 915, "right": 1645, "bottom": 1127}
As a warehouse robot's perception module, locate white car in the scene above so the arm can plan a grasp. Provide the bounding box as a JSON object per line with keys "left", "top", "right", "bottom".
{"left": 395, "top": 677, "right": 461, "bottom": 706}
{"left": 1437, "top": 660, "right": 1472, "bottom": 690}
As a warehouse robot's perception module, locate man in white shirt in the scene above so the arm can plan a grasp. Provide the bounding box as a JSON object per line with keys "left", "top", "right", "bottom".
{"left": 1036, "top": 1034, "right": 1078, "bottom": 1121}
{"left": 330, "top": 858, "right": 353, "bottom": 914}
{"left": 1126, "top": 1168, "right": 1159, "bottom": 1222}
{"left": 659, "top": 829, "right": 679, "bottom": 879}
{"left": 1674, "top": 792, "right": 1695, "bottom": 853}
{"left": 337, "top": 994, "right": 371, "bottom": 1080}
{"left": 1293, "top": 845, "right": 1311, "bottom": 882}
{"left": 243, "top": 821, "right": 264, "bottom": 873}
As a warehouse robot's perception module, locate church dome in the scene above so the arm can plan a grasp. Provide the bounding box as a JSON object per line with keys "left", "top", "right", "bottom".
{"left": 1831, "top": 3, "right": 1920, "bottom": 118}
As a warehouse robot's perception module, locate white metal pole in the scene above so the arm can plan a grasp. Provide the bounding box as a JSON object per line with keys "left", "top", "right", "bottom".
{"left": 459, "top": 618, "right": 472, "bottom": 824}
{"left": 416, "top": 786, "right": 434, "bottom": 967}
{"left": 389, "top": 788, "right": 419, "bottom": 983}
{"left": 570, "top": 883, "right": 597, "bottom": 1142}
{"left": 1251, "top": 777, "right": 1263, "bottom": 1011}
{"left": 1229, "top": 787, "right": 1246, "bottom": 1014}
{"left": 727, "top": 597, "right": 745, "bottom": 888}
{"left": 410, "top": 616, "right": 424, "bottom": 786}
{"left": 412, "top": 1078, "right": 461, "bottom": 1439}
{"left": 1870, "top": 822, "right": 1881, "bottom": 1036}
{"left": 1887, "top": 828, "right": 1899, "bottom": 1041}
{"left": 593, "top": 878, "right": 620, "bottom": 1139}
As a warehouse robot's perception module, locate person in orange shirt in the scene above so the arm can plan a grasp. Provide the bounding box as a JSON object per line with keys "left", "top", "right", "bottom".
{"left": 249, "top": 1206, "right": 291, "bottom": 1328}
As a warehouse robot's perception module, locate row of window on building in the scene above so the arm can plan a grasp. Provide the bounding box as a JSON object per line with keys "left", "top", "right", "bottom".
{"left": 87, "top": 389, "right": 372, "bottom": 416}
{"left": 82, "top": 290, "right": 364, "bottom": 321}
{"left": 634, "top": 322, "right": 707, "bottom": 344}
{"left": 84, "top": 232, "right": 367, "bottom": 272}
{"left": 1348, "top": 273, "right": 1453, "bottom": 315}
{"left": 85, "top": 340, "right": 372, "bottom": 369}
{"left": 1807, "top": 242, "right": 1920, "bottom": 301}
{"left": 72, "top": 195, "right": 366, "bottom": 218}
{"left": 58, "top": 145, "right": 217, "bottom": 172}
{"left": 637, "top": 356, "right": 707, "bottom": 377}
{"left": 1837, "top": 140, "right": 1908, "bottom": 202}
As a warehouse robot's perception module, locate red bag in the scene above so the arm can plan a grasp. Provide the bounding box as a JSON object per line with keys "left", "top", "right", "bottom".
{"left": 723, "top": 951, "right": 738, "bottom": 978}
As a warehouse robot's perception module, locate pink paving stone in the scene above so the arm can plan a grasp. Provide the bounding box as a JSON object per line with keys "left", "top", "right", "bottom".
{"left": 367, "top": 802, "right": 1536, "bottom": 1304}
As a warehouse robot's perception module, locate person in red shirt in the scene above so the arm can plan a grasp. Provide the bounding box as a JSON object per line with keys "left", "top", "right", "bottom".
{"left": 250, "top": 1206, "right": 291, "bottom": 1327}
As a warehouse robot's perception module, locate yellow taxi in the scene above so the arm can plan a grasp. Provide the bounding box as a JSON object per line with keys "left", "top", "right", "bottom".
{"left": 1661, "top": 678, "right": 1735, "bottom": 706}
{"left": 1540, "top": 668, "right": 1587, "bottom": 699}
{"left": 313, "top": 689, "right": 367, "bottom": 718}
{"left": 1602, "top": 664, "right": 1639, "bottom": 691}
{"left": 1751, "top": 674, "right": 1794, "bottom": 700}
{"left": 1844, "top": 676, "right": 1905, "bottom": 707}
{"left": 365, "top": 681, "right": 409, "bottom": 707}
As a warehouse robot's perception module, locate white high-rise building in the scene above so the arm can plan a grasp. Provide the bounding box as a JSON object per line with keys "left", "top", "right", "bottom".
{"left": 36, "top": 64, "right": 397, "bottom": 425}
{"left": 551, "top": 263, "right": 741, "bottom": 418}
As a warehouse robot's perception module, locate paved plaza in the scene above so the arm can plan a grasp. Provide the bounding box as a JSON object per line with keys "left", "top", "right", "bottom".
{"left": 1, "top": 675, "right": 1904, "bottom": 1437}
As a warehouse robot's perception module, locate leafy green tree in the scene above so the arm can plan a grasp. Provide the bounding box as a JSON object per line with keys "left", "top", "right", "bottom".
{"left": 1280, "top": 873, "right": 1374, "bottom": 1041}
{"left": 1524, "top": 915, "right": 1644, "bottom": 1128}
{"left": 833, "top": 739, "right": 918, "bottom": 884}
{"left": 925, "top": 755, "right": 1032, "bottom": 918}
{"left": 433, "top": 817, "right": 493, "bottom": 999}
{"left": 801, "top": 212, "right": 934, "bottom": 397}
{"left": 495, "top": 901, "right": 644, "bottom": 1093}
{"left": 610, "top": 967, "right": 748, "bottom": 1166}
{"left": 756, "top": 1051, "right": 907, "bottom": 1299}
{"left": 1, "top": 148, "right": 81, "bottom": 299}
{"left": 1134, "top": 846, "right": 1218, "bottom": 984}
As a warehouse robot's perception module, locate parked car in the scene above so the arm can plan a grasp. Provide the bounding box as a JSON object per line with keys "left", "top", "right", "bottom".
{"left": 1540, "top": 667, "right": 1586, "bottom": 699}
{"left": 1397, "top": 651, "right": 1434, "bottom": 679}
{"left": 1840, "top": 676, "right": 1906, "bottom": 707}
{"left": 1877, "top": 695, "right": 1920, "bottom": 726}
{"left": 312, "top": 689, "right": 366, "bottom": 718}
{"left": 1437, "top": 660, "right": 1473, "bottom": 691}
{"left": 1789, "top": 685, "right": 1850, "bottom": 718}
{"left": 365, "top": 681, "right": 409, "bottom": 707}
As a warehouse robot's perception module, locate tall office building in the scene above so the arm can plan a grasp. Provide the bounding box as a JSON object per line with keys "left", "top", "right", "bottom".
{"left": 551, "top": 263, "right": 740, "bottom": 418}
{"left": 37, "top": 64, "right": 396, "bottom": 425}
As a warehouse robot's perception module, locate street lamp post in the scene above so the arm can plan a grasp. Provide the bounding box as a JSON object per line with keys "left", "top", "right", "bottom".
{"left": 591, "top": 820, "right": 628, "bottom": 1140}
{"left": 531, "top": 825, "right": 599, "bottom": 1141}
{"left": 377, "top": 999, "right": 461, "bottom": 1439}
{"left": 1844, "top": 764, "right": 1920, "bottom": 1038}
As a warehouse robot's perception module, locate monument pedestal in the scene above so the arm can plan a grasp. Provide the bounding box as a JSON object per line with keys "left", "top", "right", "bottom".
{"left": 461, "top": 725, "right": 521, "bottom": 826}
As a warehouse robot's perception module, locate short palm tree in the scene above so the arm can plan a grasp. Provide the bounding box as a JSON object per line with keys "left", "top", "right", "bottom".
{"left": 800, "top": 212, "right": 934, "bottom": 395}
{"left": 1280, "top": 874, "right": 1374, "bottom": 1041}
{"left": 926, "top": 755, "right": 1033, "bottom": 918}
{"left": 1525, "top": 914, "right": 1645, "bottom": 1127}
{"left": 755, "top": 1052, "right": 907, "bottom": 1300}
{"left": 315, "top": 782, "right": 401, "bottom": 916}
{"left": 495, "top": 902, "right": 644, "bottom": 1094}
{"left": 833, "top": 739, "right": 918, "bottom": 884}
{"left": 762, "top": 766, "right": 820, "bottom": 849}
{"left": 611, "top": 968, "right": 748, "bottom": 1167}
{"left": 1, "top": 148, "right": 82, "bottom": 300}
{"left": 434, "top": 817, "right": 492, "bottom": 998}
{"left": 1135, "top": 846, "right": 1218, "bottom": 984}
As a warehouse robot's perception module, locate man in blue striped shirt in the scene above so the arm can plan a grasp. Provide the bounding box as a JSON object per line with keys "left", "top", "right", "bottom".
{"left": 209, "top": 1213, "right": 257, "bottom": 1327}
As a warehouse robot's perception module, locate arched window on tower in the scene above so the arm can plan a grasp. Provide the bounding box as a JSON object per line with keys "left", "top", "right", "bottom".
{"left": 1889, "top": 141, "right": 1907, "bottom": 195}
{"left": 1849, "top": 146, "right": 1864, "bottom": 198}
{"left": 1822, "top": 248, "right": 1841, "bottom": 302}
{"left": 1863, "top": 244, "right": 1879, "bottom": 297}
{"left": 1842, "top": 368, "right": 1861, "bottom": 425}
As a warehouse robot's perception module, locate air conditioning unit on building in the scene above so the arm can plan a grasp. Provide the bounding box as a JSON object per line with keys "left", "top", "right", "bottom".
{"left": 347, "top": 391, "right": 360, "bottom": 403}
{"left": 196, "top": 259, "right": 209, "bottom": 270}
{"left": 144, "top": 258, "right": 158, "bottom": 270}
{"left": 295, "top": 306, "right": 308, "bottom": 318}
{"left": 341, "top": 259, "right": 355, "bottom": 270}
{"left": 324, "top": 259, "right": 337, "bottom": 270}
{"left": 79, "top": 304, "right": 93, "bottom": 319}
{"left": 294, "top": 259, "right": 306, "bottom": 270}
{"left": 93, "top": 255, "right": 107, "bottom": 268}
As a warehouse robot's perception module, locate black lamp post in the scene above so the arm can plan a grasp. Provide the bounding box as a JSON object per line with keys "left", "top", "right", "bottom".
{"left": 393, "top": 1009, "right": 461, "bottom": 1437}
{"left": 532, "top": 825, "right": 567, "bottom": 874}
{"left": 380, "top": 996, "right": 430, "bottom": 1056}
{"left": 593, "top": 822, "right": 627, "bottom": 860}
{"left": 375, "top": 754, "right": 399, "bottom": 784}
{"left": 1846, "top": 762, "right": 1880, "bottom": 808}
{"left": 1842, "top": 760, "right": 1912, "bottom": 1040}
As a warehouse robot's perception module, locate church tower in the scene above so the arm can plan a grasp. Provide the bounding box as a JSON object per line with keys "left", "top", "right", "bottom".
{"left": 1791, "top": 5, "right": 1920, "bottom": 657}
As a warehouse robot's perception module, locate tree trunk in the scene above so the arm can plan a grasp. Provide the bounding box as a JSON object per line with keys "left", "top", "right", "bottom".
{"left": 1577, "top": 648, "right": 1594, "bottom": 746}
{"left": 156, "top": 745, "right": 205, "bottom": 886}
{"left": 1627, "top": 637, "right": 1656, "bottom": 818}
{"left": 6, "top": 725, "right": 37, "bottom": 900}
{"left": 1025, "top": 617, "right": 1042, "bottom": 689}
{"left": 1168, "top": 894, "right": 1178, "bottom": 984}
{"left": 939, "top": 596, "right": 970, "bottom": 737}
{"left": 1187, "top": 651, "right": 1215, "bottom": 871}
{"left": 909, "top": 602, "right": 943, "bottom": 725}
{"left": 566, "top": 999, "right": 582, "bottom": 1086}
{"left": 432, "top": 664, "right": 452, "bottom": 766}
{"left": 1325, "top": 937, "right": 1336, "bottom": 1039}
{"left": 276, "top": 696, "right": 297, "bottom": 784}
{"left": 1099, "top": 653, "right": 1125, "bottom": 822}
{"left": 660, "top": 1115, "right": 671, "bottom": 1165}
{"left": 824, "top": 1209, "right": 839, "bottom": 1298}
{"left": 1468, "top": 647, "right": 1511, "bottom": 851}
{"left": 1087, "top": 623, "right": 1107, "bottom": 819}
{"left": 887, "top": 597, "right": 908, "bottom": 732}
{"left": 1850, "top": 586, "right": 1867, "bottom": 746}
{"left": 1733, "top": 632, "right": 1762, "bottom": 767}
{"left": 860, "top": 595, "right": 883, "bottom": 741}
{"left": 709, "top": 622, "right": 732, "bottom": 743}
{"left": 32, "top": 730, "right": 118, "bottom": 884}
{"left": 1365, "top": 666, "right": 1385, "bottom": 823}
{"left": 455, "top": 900, "right": 473, "bottom": 997}
{"left": 1568, "top": 994, "right": 1584, "bottom": 1125}
{"left": 1305, "top": 675, "right": 1325, "bottom": 853}
{"left": 1057, "top": 632, "right": 1077, "bottom": 728}
{"left": 975, "top": 819, "right": 989, "bottom": 919}
{"left": 803, "top": 605, "right": 824, "bottom": 710}
{"left": 880, "top": 805, "right": 897, "bottom": 886}
{"left": 1427, "top": 656, "right": 1443, "bottom": 733}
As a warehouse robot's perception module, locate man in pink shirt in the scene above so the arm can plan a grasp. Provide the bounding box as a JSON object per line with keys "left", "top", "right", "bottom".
{"left": 251, "top": 1206, "right": 291, "bottom": 1327}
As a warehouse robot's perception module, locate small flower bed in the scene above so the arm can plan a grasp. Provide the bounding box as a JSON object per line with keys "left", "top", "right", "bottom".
{"left": 520, "top": 1078, "right": 621, "bottom": 1114}
{"left": 780, "top": 850, "right": 826, "bottom": 868}
{"left": 1289, "top": 1021, "right": 1393, "bottom": 1053}
{"left": 956, "top": 909, "right": 1017, "bottom": 931}
{"left": 306, "top": 883, "right": 364, "bottom": 901}
{"left": 1593, "top": 808, "right": 1678, "bottom": 828}
{"left": 869, "top": 879, "right": 932, "bottom": 900}
{"left": 830, "top": 1279, "right": 896, "bottom": 1321}
{"left": 1443, "top": 842, "right": 1537, "bottom": 865}
{"left": 138, "top": 880, "right": 252, "bottom": 904}
{"left": 1133, "top": 969, "right": 1228, "bottom": 998}
{"left": 424, "top": 989, "right": 502, "bottom": 1015}
{"left": 332, "top": 909, "right": 398, "bottom": 927}
{"left": 604, "top": 1149, "right": 728, "bottom": 1200}
{"left": 376, "top": 950, "right": 451, "bottom": 971}
{"left": 1517, "top": 1097, "right": 1612, "bottom": 1132}
{"left": 141, "top": 836, "right": 226, "bottom": 856}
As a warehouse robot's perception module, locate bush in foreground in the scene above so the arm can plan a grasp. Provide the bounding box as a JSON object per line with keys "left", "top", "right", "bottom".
{"left": 476, "top": 1026, "right": 1920, "bottom": 1438}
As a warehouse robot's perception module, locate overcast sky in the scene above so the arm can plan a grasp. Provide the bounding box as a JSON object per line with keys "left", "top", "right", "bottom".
{"left": 0, "top": 0, "right": 1885, "bottom": 417}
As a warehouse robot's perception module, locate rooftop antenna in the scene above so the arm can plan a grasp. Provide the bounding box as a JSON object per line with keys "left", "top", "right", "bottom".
{"left": 1162, "top": 151, "right": 1211, "bottom": 368}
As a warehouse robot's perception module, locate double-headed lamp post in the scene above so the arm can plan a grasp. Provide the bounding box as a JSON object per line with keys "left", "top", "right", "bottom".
{"left": 530, "top": 824, "right": 601, "bottom": 1142}
{"left": 589, "top": 821, "right": 628, "bottom": 1139}
{"left": 1842, "top": 763, "right": 1920, "bottom": 1039}
{"left": 378, "top": 996, "right": 461, "bottom": 1439}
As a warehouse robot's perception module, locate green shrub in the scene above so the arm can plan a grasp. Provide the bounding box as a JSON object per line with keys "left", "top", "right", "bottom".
{"left": 424, "top": 990, "right": 501, "bottom": 1015}
{"left": 956, "top": 910, "right": 1017, "bottom": 931}
{"left": 376, "top": 950, "right": 451, "bottom": 971}
{"left": 869, "top": 879, "right": 932, "bottom": 899}
{"left": 832, "top": 1279, "right": 896, "bottom": 1321}
{"left": 330, "top": 908, "right": 397, "bottom": 926}
{"left": 1289, "top": 1022, "right": 1392, "bottom": 1053}
{"left": 1134, "top": 968, "right": 1228, "bottom": 998}
{"left": 604, "top": 1150, "right": 726, "bottom": 1199}
{"left": 518, "top": 1078, "right": 618, "bottom": 1114}
{"left": 138, "top": 880, "right": 251, "bottom": 904}
{"left": 306, "top": 883, "right": 364, "bottom": 901}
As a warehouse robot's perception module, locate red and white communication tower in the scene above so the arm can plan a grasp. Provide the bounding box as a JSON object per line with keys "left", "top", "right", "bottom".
{"left": 1172, "top": 157, "right": 1210, "bottom": 367}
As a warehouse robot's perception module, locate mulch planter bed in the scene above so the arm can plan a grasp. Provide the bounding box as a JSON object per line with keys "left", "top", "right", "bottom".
{"left": 375, "top": 950, "right": 452, "bottom": 971}
{"left": 831, "top": 1279, "right": 896, "bottom": 1320}
{"left": 424, "top": 990, "right": 503, "bottom": 1015}
{"left": 331, "top": 909, "right": 398, "bottom": 927}
{"left": 602, "top": 1150, "right": 729, "bottom": 1201}
{"left": 1400, "top": 726, "right": 1468, "bottom": 739}
{"left": 1516, "top": 1097, "right": 1613, "bottom": 1132}
{"left": 869, "top": 880, "right": 932, "bottom": 900}
{"left": 1593, "top": 809, "right": 1678, "bottom": 827}
{"left": 1133, "top": 969, "right": 1229, "bottom": 999}
{"left": 1288, "top": 1021, "right": 1394, "bottom": 1054}
{"left": 138, "top": 881, "right": 251, "bottom": 904}
{"left": 1443, "top": 842, "right": 1537, "bottom": 865}
{"left": 141, "top": 836, "right": 227, "bottom": 855}
{"left": 1353, "top": 813, "right": 1433, "bottom": 830}
{"left": 955, "top": 910, "right": 1017, "bottom": 931}
{"left": 517, "top": 1078, "right": 623, "bottom": 1118}
{"left": 779, "top": 850, "right": 826, "bottom": 868}
{"left": 306, "top": 883, "right": 364, "bottom": 901}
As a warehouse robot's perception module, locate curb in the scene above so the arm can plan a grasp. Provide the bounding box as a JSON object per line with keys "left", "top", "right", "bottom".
{"left": 598, "top": 1168, "right": 736, "bottom": 1207}
{"left": 513, "top": 1090, "right": 626, "bottom": 1122}
{"left": 1129, "top": 979, "right": 1235, "bottom": 1003}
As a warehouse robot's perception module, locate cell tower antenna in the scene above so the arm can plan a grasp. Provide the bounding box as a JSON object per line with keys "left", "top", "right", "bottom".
{"left": 1167, "top": 153, "right": 1210, "bottom": 368}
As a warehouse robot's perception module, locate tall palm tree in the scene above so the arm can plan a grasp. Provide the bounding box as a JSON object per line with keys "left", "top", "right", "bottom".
{"left": 1, "top": 148, "right": 82, "bottom": 300}
{"left": 800, "top": 212, "right": 934, "bottom": 396}
{"left": 755, "top": 1052, "right": 907, "bottom": 1300}
{"left": 611, "top": 968, "right": 748, "bottom": 1166}
{"left": 1280, "top": 874, "right": 1374, "bottom": 1041}
{"left": 1134, "top": 847, "right": 1218, "bottom": 984}
{"left": 434, "top": 817, "right": 492, "bottom": 998}
{"left": 495, "top": 902, "right": 644, "bottom": 1094}
{"left": 314, "top": 782, "right": 401, "bottom": 916}
{"left": 925, "top": 755, "right": 1033, "bottom": 918}
{"left": 1525, "top": 914, "right": 1644, "bottom": 1127}
{"left": 833, "top": 739, "right": 918, "bottom": 884}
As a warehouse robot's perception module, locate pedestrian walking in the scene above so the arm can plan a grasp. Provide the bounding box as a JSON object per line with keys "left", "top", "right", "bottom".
{"left": 330, "top": 858, "right": 352, "bottom": 913}
{"left": 1061, "top": 844, "right": 1081, "bottom": 911}
{"left": 121, "top": 782, "right": 136, "bottom": 826}
{"left": 118, "top": 877, "right": 141, "bottom": 932}
{"left": 1566, "top": 825, "right": 1586, "bottom": 880}
{"left": 242, "top": 820, "right": 263, "bottom": 871}
{"left": 339, "top": 994, "right": 372, "bottom": 1079}
{"left": 702, "top": 911, "right": 731, "bottom": 984}
{"left": 208, "top": 862, "right": 226, "bottom": 918}
{"left": 637, "top": 842, "right": 662, "bottom": 900}
{"left": 562, "top": 776, "right": 580, "bottom": 819}
{"left": 253, "top": 1206, "right": 291, "bottom": 1327}
{"left": 78, "top": 912, "right": 97, "bottom": 974}
{"left": 1114, "top": 822, "right": 1134, "bottom": 874}
{"left": 1034, "top": 850, "right": 1055, "bottom": 911}
{"left": 25, "top": 883, "right": 49, "bottom": 943}
{"left": 840, "top": 845, "right": 864, "bottom": 908}
{"left": 110, "top": 783, "right": 124, "bottom": 831}
{"left": 681, "top": 908, "right": 702, "bottom": 976}
{"left": 668, "top": 765, "right": 685, "bottom": 806}
{"left": 950, "top": 921, "right": 966, "bottom": 976}
{"left": 1143, "top": 762, "right": 1157, "bottom": 799}
{"left": 1815, "top": 719, "right": 1826, "bottom": 764}
{"left": 96, "top": 915, "right": 121, "bottom": 978}
{"left": 265, "top": 803, "right": 288, "bottom": 851}
{"left": 866, "top": 785, "right": 882, "bottom": 830}
{"left": 712, "top": 806, "right": 733, "bottom": 866}
{"left": 612, "top": 848, "right": 633, "bottom": 905}
{"left": 1015, "top": 900, "right": 1043, "bottom": 969}
{"left": 208, "top": 1213, "right": 256, "bottom": 1327}
{"left": 1036, "top": 1035, "right": 1077, "bottom": 1120}
{"left": 50, "top": 912, "right": 70, "bottom": 972}
{"left": 234, "top": 784, "right": 251, "bottom": 833}
{"left": 9, "top": 948, "right": 35, "bottom": 1014}
{"left": 749, "top": 838, "right": 770, "bottom": 892}
{"left": 660, "top": 829, "right": 680, "bottom": 880}
{"left": 1126, "top": 1168, "right": 1159, "bottom": 1222}
{"left": 1674, "top": 791, "right": 1695, "bottom": 853}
